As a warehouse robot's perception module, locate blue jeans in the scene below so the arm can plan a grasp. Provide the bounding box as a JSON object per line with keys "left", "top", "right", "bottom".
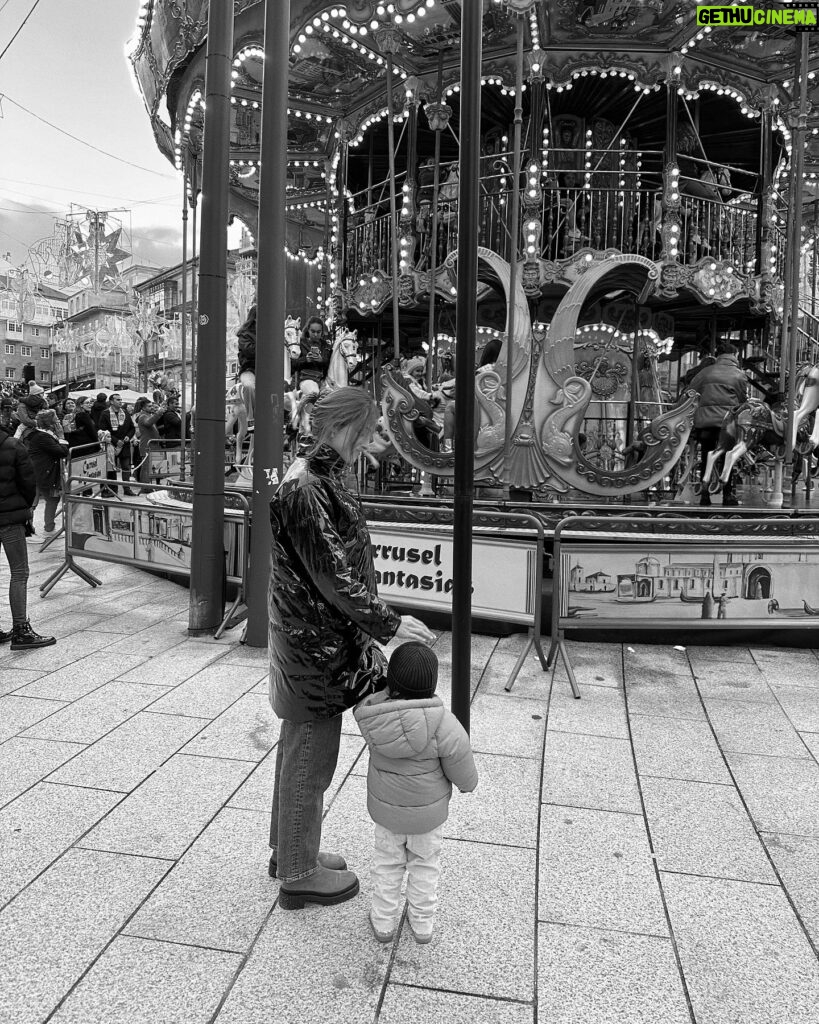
{"left": 0, "top": 523, "right": 29, "bottom": 626}
{"left": 269, "top": 716, "right": 342, "bottom": 882}
{"left": 35, "top": 488, "right": 60, "bottom": 533}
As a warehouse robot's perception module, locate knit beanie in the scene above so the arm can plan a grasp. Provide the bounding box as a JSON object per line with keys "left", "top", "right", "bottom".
{"left": 28, "top": 384, "right": 45, "bottom": 396}
{"left": 387, "top": 641, "right": 438, "bottom": 699}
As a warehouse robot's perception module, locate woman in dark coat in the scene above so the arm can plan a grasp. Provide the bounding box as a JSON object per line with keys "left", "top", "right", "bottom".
{"left": 268, "top": 387, "right": 433, "bottom": 909}
{"left": 26, "top": 410, "right": 69, "bottom": 534}
{"left": 62, "top": 397, "right": 98, "bottom": 449}
{"left": 0, "top": 417, "right": 55, "bottom": 648}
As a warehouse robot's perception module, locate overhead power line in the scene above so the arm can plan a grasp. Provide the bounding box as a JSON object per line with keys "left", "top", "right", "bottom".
{"left": 0, "top": 0, "right": 43, "bottom": 65}
{"left": 0, "top": 93, "right": 177, "bottom": 179}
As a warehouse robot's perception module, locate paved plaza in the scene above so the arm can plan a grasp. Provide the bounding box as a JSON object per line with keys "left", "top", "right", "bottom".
{"left": 1, "top": 538, "right": 819, "bottom": 1024}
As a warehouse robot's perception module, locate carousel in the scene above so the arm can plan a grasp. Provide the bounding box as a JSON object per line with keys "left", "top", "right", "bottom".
{"left": 128, "top": 0, "right": 819, "bottom": 521}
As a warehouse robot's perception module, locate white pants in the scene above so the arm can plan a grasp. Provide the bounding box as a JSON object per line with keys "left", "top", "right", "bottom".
{"left": 371, "top": 823, "right": 443, "bottom": 936}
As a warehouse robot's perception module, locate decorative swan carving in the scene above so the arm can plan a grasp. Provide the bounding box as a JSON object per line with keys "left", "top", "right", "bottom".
{"left": 475, "top": 369, "right": 506, "bottom": 451}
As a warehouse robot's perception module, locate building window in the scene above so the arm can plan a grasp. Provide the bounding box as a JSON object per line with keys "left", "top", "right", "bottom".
{"left": 40, "top": 371, "right": 49, "bottom": 381}
{"left": 32, "top": 328, "right": 40, "bottom": 337}
{"left": 8, "top": 322, "right": 23, "bottom": 334}
{"left": 4, "top": 368, "right": 14, "bottom": 379}
{"left": 4, "top": 344, "right": 14, "bottom": 355}
{"left": 40, "top": 348, "right": 50, "bottom": 359}
{"left": 21, "top": 345, "right": 32, "bottom": 357}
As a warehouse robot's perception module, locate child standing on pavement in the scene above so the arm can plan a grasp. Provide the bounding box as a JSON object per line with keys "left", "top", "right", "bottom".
{"left": 354, "top": 642, "right": 478, "bottom": 944}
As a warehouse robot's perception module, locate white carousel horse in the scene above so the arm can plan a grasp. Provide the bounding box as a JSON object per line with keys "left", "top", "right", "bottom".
{"left": 283, "top": 315, "right": 302, "bottom": 385}
{"left": 792, "top": 361, "right": 819, "bottom": 450}
{"left": 326, "top": 328, "right": 360, "bottom": 388}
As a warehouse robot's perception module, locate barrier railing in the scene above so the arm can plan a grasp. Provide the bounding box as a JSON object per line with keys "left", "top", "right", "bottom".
{"left": 144, "top": 439, "right": 193, "bottom": 482}
{"left": 362, "top": 501, "right": 548, "bottom": 692}
{"left": 548, "top": 514, "right": 819, "bottom": 696}
{"left": 40, "top": 478, "right": 251, "bottom": 638}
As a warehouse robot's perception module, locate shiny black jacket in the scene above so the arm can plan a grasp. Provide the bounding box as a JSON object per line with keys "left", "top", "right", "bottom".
{"left": 268, "top": 443, "right": 400, "bottom": 722}
{"left": 291, "top": 337, "right": 332, "bottom": 386}
{"left": 0, "top": 426, "right": 36, "bottom": 526}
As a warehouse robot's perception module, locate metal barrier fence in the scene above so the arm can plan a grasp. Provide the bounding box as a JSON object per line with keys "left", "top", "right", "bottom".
{"left": 40, "top": 477, "right": 251, "bottom": 638}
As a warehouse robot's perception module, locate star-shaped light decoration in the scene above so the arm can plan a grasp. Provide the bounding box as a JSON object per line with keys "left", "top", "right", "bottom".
{"left": 76, "top": 216, "right": 132, "bottom": 290}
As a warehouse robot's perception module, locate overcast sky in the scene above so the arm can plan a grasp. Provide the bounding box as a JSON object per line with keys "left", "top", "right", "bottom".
{"left": 0, "top": 0, "right": 185, "bottom": 272}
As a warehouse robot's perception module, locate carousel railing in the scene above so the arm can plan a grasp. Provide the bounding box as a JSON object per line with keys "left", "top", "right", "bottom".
{"left": 345, "top": 169, "right": 762, "bottom": 287}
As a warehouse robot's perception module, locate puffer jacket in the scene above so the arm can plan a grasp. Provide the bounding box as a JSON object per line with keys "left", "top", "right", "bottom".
{"left": 689, "top": 354, "right": 748, "bottom": 429}
{"left": 268, "top": 443, "right": 401, "bottom": 722}
{"left": 0, "top": 426, "right": 37, "bottom": 526}
{"left": 354, "top": 691, "right": 478, "bottom": 834}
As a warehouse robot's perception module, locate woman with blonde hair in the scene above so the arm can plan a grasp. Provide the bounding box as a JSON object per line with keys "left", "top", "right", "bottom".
{"left": 267, "top": 387, "right": 433, "bottom": 910}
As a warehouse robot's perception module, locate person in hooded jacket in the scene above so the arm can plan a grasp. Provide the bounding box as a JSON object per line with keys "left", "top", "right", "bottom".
{"left": 0, "top": 414, "right": 56, "bottom": 650}
{"left": 268, "top": 387, "right": 434, "bottom": 910}
{"left": 355, "top": 641, "right": 477, "bottom": 944}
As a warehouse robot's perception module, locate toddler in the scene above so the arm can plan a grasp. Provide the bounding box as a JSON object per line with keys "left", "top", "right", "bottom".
{"left": 98, "top": 429, "right": 118, "bottom": 494}
{"left": 354, "top": 641, "right": 477, "bottom": 944}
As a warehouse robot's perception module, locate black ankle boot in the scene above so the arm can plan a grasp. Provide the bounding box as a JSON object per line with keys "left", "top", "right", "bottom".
{"left": 10, "top": 621, "right": 56, "bottom": 651}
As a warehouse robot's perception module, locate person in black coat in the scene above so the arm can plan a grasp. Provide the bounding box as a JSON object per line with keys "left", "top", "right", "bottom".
{"left": 27, "top": 410, "right": 69, "bottom": 534}
{"left": 267, "top": 387, "right": 433, "bottom": 910}
{"left": 89, "top": 392, "right": 109, "bottom": 431}
{"left": 61, "top": 397, "right": 98, "bottom": 450}
{"left": 99, "top": 393, "right": 136, "bottom": 495}
{"left": 0, "top": 421, "right": 56, "bottom": 650}
{"left": 291, "top": 316, "right": 332, "bottom": 389}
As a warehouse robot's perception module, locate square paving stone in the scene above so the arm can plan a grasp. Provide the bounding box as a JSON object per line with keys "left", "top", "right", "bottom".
{"left": 380, "top": 986, "right": 532, "bottom": 1024}
{"left": 468, "top": 693, "right": 547, "bottom": 757}
{"left": 22, "top": 681, "right": 170, "bottom": 745}
{"left": 695, "top": 666, "right": 776, "bottom": 704}
{"left": 548, "top": 685, "right": 629, "bottom": 739}
{"left": 216, "top": 644, "right": 271, "bottom": 667}
{"left": 0, "top": 737, "right": 85, "bottom": 810}
{"left": 446, "top": 752, "right": 539, "bottom": 848}
{"left": 146, "top": 663, "right": 267, "bottom": 718}
{"left": 14, "top": 653, "right": 151, "bottom": 701}
{"left": 0, "top": 783, "right": 122, "bottom": 908}
{"left": 79, "top": 754, "right": 253, "bottom": 860}
{"left": 116, "top": 642, "right": 228, "bottom": 685}
{"left": 0, "top": 849, "right": 170, "bottom": 1024}
{"left": 0, "top": 695, "right": 66, "bottom": 743}
{"left": 662, "top": 873, "right": 819, "bottom": 1024}
{"left": 624, "top": 670, "right": 706, "bottom": 721}
{"left": 126, "top": 806, "right": 270, "bottom": 950}
{"left": 2, "top": 630, "right": 113, "bottom": 671}
{"left": 542, "top": 732, "right": 642, "bottom": 814}
{"left": 688, "top": 645, "right": 754, "bottom": 665}
{"left": 752, "top": 649, "right": 819, "bottom": 687}
{"left": 539, "top": 805, "right": 667, "bottom": 937}
{"left": 623, "top": 644, "right": 693, "bottom": 677}
{"left": 0, "top": 668, "right": 48, "bottom": 696}
{"left": 102, "top": 631, "right": 188, "bottom": 658}
{"left": 390, "top": 841, "right": 536, "bottom": 1001}
{"left": 726, "top": 752, "right": 819, "bottom": 837}
{"left": 49, "top": 712, "right": 209, "bottom": 792}
{"left": 641, "top": 777, "right": 775, "bottom": 883}
{"left": 181, "top": 693, "right": 279, "bottom": 762}
{"left": 803, "top": 732, "right": 819, "bottom": 760}
{"left": 425, "top": 632, "right": 501, "bottom": 702}
{"left": 770, "top": 684, "right": 819, "bottom": 733}
{"left": 126, "top": 807, "right": 272, "bottom": 953}
{"left": 49, "top": 936, "right": 240, "bottom": 1024}
{"left": 704, "top": 697, "right": 810, "bottom": 759}
{"left": 761, "top": 832, "right": 819, "bottom": 948}
{"left": 537, "top": 925, "right": 690, "bottom": 1024}
{"left": 550, "top": 642, "right": 624, "bottom": 690}
{"left": 630, "top": 716, "right": 731, "bottom": 784}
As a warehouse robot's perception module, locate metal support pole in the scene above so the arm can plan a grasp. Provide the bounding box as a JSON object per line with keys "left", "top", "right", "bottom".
{"left": 191, "top": 177, "right": 199, "bottom": 408}
{"left": 503, "top": 17, "right": 524, "bottom": 495}
{"left": 384, "top": 51, "right": 402, "bottom": 360}
{"left": 245, "top": 0, "right": 289, "bottom": 647}
{"left": 425, "top": 51, "right": 445, "bottom": 390}
{"left": 451, "top": 2, "right": 482, "bottom": 734}
{"left": 785, "top": 31, "right": 810, "bottom": 470}
{"left": 189, "top": 0, "right": 232, "bottom": 634}
{"left": 180, "top": 173, "right": 189, "bottom": 481}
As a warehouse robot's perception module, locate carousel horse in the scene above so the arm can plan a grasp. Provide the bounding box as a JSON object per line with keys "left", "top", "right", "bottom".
{"left": 225, "top": 381, "right": 252, "bottom": 480}
{"left": 326, "top": 328, "right": 360, "bottom": 388}
{"left": 703, "top": 396, "right": 791, "bottom": 491}
{"left": 792, "top": 361, "right": 819, "bottom": 451}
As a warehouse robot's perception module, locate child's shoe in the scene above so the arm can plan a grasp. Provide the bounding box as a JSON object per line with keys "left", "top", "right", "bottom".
{"left": 408, "top": 920, "right": 433, "bottom": 944}
{"left": 369, "top": 912, "right": 395, "bottom": 943}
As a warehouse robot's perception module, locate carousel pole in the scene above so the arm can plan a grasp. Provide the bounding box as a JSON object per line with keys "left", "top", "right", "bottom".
{"left": 190, "top": 157, "right": 199, "bottom": 409}
{"left": 451, "top": 0, "right": 482, "bottom": 733}
{"left": 425, "top": 50, "right": 448, "bottom": 391}
{"left": 189, "top": 0, "right": 233, "bottom": 634}
{"left": 785, "top": 31, "right": 810, "bottom": 478}
{"left": 376, "top": 28, "right": 403, "bottom": 361}
{"left": 180, "top": 170, "right": 189, "bottom": 481}
{"left": 245, "top": 0, "right": 289, "bottom": 648}
{"left": 502, "top": 15, "right": 525, "bottom": 497}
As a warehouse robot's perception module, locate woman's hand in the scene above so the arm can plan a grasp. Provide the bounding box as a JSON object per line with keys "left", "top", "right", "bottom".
{"left": 395, "top": 615, "right": 435, "bottom": 644}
